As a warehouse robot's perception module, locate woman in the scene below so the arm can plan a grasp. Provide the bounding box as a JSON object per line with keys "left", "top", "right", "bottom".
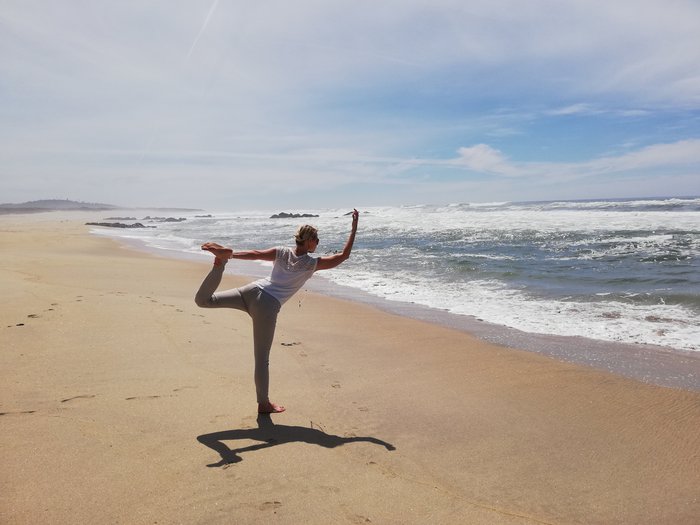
{"left": 195, "top": 209, "right": 359, "bottom": 414}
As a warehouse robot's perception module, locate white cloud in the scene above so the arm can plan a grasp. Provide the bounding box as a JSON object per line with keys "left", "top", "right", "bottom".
{"left": 453, "top": 144, "right": 520, "bottom": 176}
{"left": 586, "top": 139, "right": 700, "bottom": 173}
{"left": 5, "top": 0, "right": 698, "bottom": 107}
{"left": 546, "top": 104, "right": 601, "bottom": 116}
{"left": 448, "top": 139, "right": 700, "bottom": 182}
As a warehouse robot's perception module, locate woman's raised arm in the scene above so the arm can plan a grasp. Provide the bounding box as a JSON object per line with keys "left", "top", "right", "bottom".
{"left": 316, "top": 209, "right": 359, "bottom": 271}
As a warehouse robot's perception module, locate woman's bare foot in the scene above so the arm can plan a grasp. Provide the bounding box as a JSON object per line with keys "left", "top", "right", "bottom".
{"left": 201, "top": 242, "right": 233, "bottom": 261}
{"left": 258, "top": 401, "right": 285, "bottom": 414}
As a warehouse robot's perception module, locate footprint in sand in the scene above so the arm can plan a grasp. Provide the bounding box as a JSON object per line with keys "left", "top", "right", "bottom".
{"left": 0, "top": 410, "right": 37, "bottom": 416}
{"left": 209, "top": 414, "right": 234, "bottom": 424}
{"left": 332, "top": 382, "right": 341, "bottom": 389}
{"left": 61, "top": 394, "right": 96, "bottom": 403}
{"left": 259, "top": 501, "right": 282, "bottom": 511}
{"left": 172, "top": 386, "right": 197, "bottom": 393}
{"left": 8, "top": 312, "right": 44, "bottom": 327}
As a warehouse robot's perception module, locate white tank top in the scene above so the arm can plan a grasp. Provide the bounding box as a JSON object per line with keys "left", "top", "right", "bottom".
{"left": 254, "top": 247, "right": 317, "bottom": 305}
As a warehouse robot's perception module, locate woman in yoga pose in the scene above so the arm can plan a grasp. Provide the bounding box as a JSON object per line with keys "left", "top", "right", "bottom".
{"left": 195, "top": 209, "right": 359, "bottom": 414}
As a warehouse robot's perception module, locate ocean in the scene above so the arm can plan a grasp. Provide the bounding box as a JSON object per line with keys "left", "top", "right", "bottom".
{"left": 92, "top": 197, "right": 700, "bottom": 356}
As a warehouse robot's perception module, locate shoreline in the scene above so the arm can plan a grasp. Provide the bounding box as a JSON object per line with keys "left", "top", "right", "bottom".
{"left": 3, "top": 211, "right": 700, "bottom": 524}
{"left": 91, "top": 218, "right": 700, "bottom": 392}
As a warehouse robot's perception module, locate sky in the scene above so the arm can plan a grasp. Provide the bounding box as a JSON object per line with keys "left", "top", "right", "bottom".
{"left": 1, "top": 0, "right": 699, "bottom": 210}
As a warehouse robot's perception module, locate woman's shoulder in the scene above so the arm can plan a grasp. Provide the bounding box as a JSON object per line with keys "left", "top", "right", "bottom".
{"left": 278, "top": 246, "right": 315, "bottom": 262}
{"left": 286, "top": 247, "right": 317, "bottom": 271}
{"left": 276, "top": 246, "right": 292, "bottom": 257}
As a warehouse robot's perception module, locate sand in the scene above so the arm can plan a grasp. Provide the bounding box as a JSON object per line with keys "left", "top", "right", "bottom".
{"left": 2, "top": 212, "right": 699, "bottom": 524}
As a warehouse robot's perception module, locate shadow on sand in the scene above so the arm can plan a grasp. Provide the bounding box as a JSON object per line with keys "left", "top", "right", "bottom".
{"left": 197, "top": 414, "right": 395, "bottom": 467}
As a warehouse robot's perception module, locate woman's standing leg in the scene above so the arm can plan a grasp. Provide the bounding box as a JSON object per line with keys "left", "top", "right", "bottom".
{"left": 241, "top": 286, "right": 283, "bottom": 413}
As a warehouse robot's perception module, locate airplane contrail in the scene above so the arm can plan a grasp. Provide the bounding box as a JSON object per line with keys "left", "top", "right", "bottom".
{"left": 185, "top": 0, "right": 220, "bottom": 62}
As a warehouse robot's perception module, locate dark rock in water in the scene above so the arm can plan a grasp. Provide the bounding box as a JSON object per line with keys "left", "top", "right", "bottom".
{"left": 141, "top": 216, "right": 187, "bottom": 222}
{"left": 270, "top": 212, "right": 320, "bottom": 219}
{"left": 85, "top": 222, "right": 154, "bottom": 229}
{"left": 104, "top": 216, "right": 138, "bottom": 221}
{"left": 195, "top": 214, "right": 213, "bottom": 218}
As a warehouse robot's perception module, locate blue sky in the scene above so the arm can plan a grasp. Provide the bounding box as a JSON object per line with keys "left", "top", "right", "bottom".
{"left": 1, "top": 0, "right": 699, "bottom": 210}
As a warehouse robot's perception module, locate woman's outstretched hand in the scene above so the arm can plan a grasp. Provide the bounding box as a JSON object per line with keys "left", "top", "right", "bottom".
{"left": 351, "top": 208, "right": 359, "bottom": 230}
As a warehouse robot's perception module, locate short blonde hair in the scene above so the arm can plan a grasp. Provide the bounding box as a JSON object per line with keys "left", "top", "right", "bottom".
{"left": 295, "top": 224, "right": 318, "bottom": 244}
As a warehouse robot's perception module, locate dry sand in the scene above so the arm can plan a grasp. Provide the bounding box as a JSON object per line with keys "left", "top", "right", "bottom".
{"left": 2, "top": 212, "right": 699, "bottom": 524}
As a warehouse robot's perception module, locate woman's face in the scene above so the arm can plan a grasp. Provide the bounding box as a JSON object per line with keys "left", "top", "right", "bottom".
{"left": 307, "top": 234, "right": 319, "bottom": 253}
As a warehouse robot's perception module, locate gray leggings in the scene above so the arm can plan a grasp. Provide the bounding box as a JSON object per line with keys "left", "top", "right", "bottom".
{"left": 194, "top": 265, "right": 281, "bottom": 403}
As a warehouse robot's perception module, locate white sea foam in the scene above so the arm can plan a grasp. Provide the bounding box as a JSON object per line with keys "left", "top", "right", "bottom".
{"left": 324, "top": 268, "right": 699, "bottom": 352}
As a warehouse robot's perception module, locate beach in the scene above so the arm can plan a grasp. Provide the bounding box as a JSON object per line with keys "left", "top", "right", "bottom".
{"left": 2, "top": 212, "right": 700, "bottom": 524}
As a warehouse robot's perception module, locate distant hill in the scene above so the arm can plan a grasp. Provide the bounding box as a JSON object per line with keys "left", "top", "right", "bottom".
{"left": 0, "top": 199, "right": 119, "bottom": 213}
{"left": 0, "top": 200, "right": 204, "bottom": 214}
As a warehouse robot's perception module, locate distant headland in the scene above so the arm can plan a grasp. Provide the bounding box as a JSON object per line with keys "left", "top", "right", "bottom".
{"left": 0, "top": 200, "right": 202, "bottom": 215}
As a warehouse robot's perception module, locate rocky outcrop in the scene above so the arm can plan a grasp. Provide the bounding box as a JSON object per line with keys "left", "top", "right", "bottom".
{"left": 85, "top": 222, "right": 154, "bottom": 229}
{"left": 142, "top": 216, "right": 187, "bottom": 222}
{"left": 269, "top": 212, "right": 319, "bottom": 219}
